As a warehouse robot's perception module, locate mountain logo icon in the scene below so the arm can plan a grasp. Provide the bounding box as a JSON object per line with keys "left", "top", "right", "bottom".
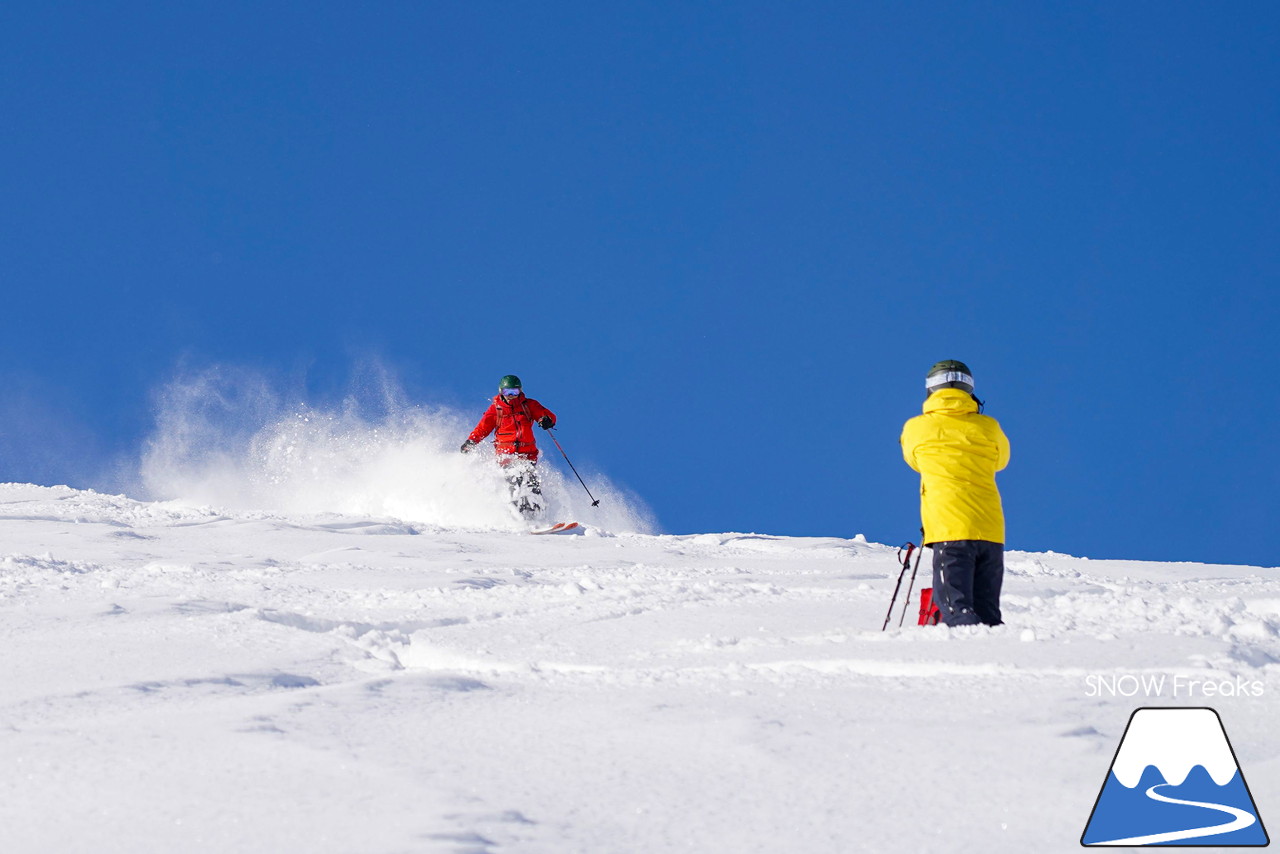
{"left": 1082, "top": 707, "right": 1269, "bottom": 847}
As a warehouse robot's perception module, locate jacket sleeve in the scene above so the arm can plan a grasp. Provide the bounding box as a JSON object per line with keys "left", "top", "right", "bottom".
{"left": 468, "top": 405, "right": 498, "bottom": 444}
{"left": 900, "top": 420, "right": 920, "bottom": 472}
{"left": 527, "top": 399, "right": 556, "bottom": 427}
{"left": 994, "top": 421, "right": 1011, "bottom": 471}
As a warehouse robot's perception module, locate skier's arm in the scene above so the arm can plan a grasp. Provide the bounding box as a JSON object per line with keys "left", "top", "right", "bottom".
{"left": 995, "top": 424, "right": 1011, "bottom": 471}
{"left": 529, "top": 400, "right": 556, "bottom": 430}
{"left": 900, "top": 423, "right": 921, "bottom": 472}
{"left": 468, "top": 406, "right": 498, "bottom": 444}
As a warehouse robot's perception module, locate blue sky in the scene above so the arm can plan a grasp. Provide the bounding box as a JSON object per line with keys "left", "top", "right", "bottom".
{"left": 2, "top": 2, "right": 1277, "bottom": 565}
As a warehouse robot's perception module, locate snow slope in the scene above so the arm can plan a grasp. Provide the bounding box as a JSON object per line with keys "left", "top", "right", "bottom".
{"left": 1, "top": 483, "right": 1277, "bottom": 853}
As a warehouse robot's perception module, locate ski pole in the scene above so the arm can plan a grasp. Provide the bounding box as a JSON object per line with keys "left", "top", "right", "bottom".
{"left": 899, "top": 530, "right": 925, "bottom": 627}
{"left": 547, "top": 429, "right": 600, "bottom": 507}
{"left": 883, "top": 542, "right": 916, "bottom": 631}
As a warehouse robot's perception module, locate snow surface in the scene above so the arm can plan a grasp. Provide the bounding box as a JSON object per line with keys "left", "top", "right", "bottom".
{"left": 2, "top": 482, "right": 1278, "bottom": 853}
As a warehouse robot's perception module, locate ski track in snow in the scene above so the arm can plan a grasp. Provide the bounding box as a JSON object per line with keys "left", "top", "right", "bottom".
{"left": 1, "top": 483, "right": 1278, "bottom": 853}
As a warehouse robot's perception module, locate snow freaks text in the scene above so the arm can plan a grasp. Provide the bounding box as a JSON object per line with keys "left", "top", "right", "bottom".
{"left": 1084, "top": 674, "right": 1266, "bottom": 699}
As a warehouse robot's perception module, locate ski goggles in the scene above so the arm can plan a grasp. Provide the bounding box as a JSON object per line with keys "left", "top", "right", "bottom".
{"left": 501, "top": 388, "right": 522, "bottom": 396}
{"left": 926, "top": 370, "right": 974, "bottom": 391}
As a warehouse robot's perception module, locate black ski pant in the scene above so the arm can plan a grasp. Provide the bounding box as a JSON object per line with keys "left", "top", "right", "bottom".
{"left": 930, "top": 540, "right": 1004, "bottom": 627}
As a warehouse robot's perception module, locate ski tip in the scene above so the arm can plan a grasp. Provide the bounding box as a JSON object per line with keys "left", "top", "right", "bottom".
{"left": 530, "top": 521, "right": 581, "bottom": 535}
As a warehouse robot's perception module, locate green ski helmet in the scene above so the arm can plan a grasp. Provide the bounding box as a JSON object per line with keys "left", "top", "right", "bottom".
{"left": 498, "top": 374, "right": 523, "bottom": 392}
{"left": 925, "top": 360, "right": 974, "bottom": 394}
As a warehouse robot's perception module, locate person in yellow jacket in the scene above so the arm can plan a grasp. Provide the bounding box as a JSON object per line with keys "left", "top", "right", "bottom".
{"left": 901, "top": 360, "right": 1010, "bottom": 626}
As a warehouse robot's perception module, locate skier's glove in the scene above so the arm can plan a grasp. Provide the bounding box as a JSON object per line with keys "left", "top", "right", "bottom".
{"left": 460, "top": 440, "right": 477, "bottom": 453}
{"left": 538, "top": 416, "right": 554, "bottom": 430}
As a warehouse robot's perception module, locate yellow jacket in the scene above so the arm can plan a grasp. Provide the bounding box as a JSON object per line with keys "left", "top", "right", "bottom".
{"left": 900, "top": 389, "right": 1010, "bottom": 544}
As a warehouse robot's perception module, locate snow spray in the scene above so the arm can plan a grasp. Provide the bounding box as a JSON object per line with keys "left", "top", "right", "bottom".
{"left": 138, "top": 363, "right": 656, "bottom": 533}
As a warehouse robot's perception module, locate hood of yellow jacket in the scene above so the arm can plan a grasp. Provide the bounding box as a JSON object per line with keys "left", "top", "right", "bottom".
{"left": 922, "top": 387, "right": 979, "bottom": 415}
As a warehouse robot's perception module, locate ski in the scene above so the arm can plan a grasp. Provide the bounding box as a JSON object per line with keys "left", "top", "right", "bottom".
{"left": 530, "top": 521, "right": 580, "bottom": 535}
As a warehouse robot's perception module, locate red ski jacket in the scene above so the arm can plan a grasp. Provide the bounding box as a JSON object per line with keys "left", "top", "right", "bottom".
{"left": 467, "top": 394, "right": 556, "bottom": 461}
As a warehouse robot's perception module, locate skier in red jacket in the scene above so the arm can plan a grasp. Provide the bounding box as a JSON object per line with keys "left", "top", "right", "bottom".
{"left": 461, "top": 375, "right": 557, "bottom": 517}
